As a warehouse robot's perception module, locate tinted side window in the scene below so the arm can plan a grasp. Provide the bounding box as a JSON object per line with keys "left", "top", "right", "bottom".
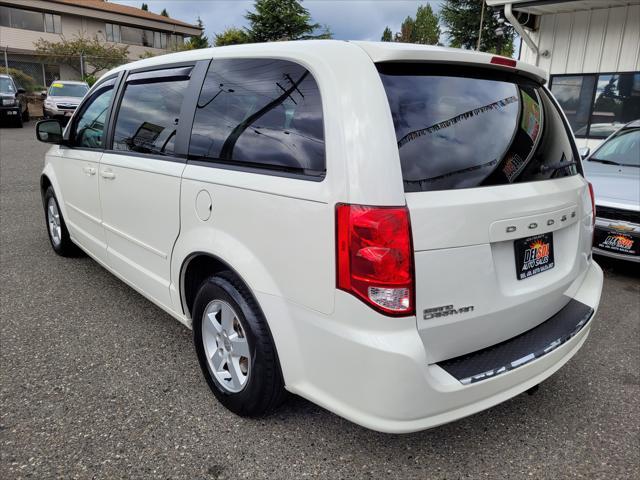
{"left": 189, "top": 58, "right": 325, "bottom": 177}
{"left": 112, "top": 72, "right": 189, "bottom": 156}
{"left": 74, "top": 84, "right": 114, "bottom": 149}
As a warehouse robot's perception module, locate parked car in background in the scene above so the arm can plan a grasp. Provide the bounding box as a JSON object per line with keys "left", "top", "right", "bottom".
{"left": 42, "top": 81, "right": 89, "bottom": 123}
{"left": 35, "top": 41, "right": 603, "bottom": 433}
{"left": 583, "top": 120, "right": 640, "bottom": 262}
{"left": 0, "top": 73, "right": 29, "bottom": 127}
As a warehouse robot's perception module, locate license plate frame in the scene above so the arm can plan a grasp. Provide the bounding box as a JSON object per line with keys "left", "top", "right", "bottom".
{"left": 594, "top": 229, "right": 639, "bottom": 257}
{"left": 514, "top": 232, "right": 555, "bottom": 280}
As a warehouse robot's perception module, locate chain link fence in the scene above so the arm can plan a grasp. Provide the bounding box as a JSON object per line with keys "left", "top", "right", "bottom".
{"left": 3, "top": 51, "right": 129, "bottom": 118}
{"left": 2, "top": 51, "right": 129, "bottom": 92}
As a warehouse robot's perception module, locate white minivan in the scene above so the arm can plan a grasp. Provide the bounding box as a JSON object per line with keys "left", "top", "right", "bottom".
{"left": 36, "top": 41, "right": 603, "bottom": 433}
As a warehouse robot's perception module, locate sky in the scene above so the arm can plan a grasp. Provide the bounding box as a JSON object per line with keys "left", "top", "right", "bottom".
{"left": 114, "top": 0, "right": 446, "bottom": 43}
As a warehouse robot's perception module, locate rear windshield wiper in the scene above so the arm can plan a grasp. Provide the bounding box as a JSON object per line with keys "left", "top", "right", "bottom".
{"left": 588, "top": 158, "right": 622, "bottom": 166}
{"left": 539, "top": 160, "right": 577, "bottom": 175}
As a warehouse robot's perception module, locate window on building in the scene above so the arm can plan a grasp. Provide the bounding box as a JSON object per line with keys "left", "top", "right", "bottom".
{"left": 44, "top": 64, "right": 60, "bottom": 86}
{"left": 551, "top": 72, "right": 640, "bottom": 139}
{"left": 7, "top": 7, "right": 43, "bottom": 31}
{"left": 112, "top": 71, "right": 190, "bottom": 156}
{"left": 120, "top": 25, "right": 144, "bottom": 46}
{"left": 590, "top": 73, "right": 640, "bottom": 138}
{"left": 44, "top": 13, "right": 61, "bottom": 34}
{"left": 106, "top": 23, "right": 121, "bottom": 42}
{"left": 189, "top": 58, "right": 326, "bottom": 177}
{"left": 0, "top": 6, "right": 10, "bottom": 27}
{"left": 153, "top": 31, "right": 167, "bottom": 49}
{"left": 74, "top": 83, "right": 115, "bottom": 149}
{"left": 0, "top": 6, "right": 60, "bottom": 33}
{"left": 169, "top": 34, "right": 183, "bottom": 47}
{"left": 106, "top": 22, "right": 175, "bottom": 49}
{"left": 550, "top": 75, "right": 596, "bottom": 135}
{"left": 143, "top": 30, "right": 154, "bottom": 47}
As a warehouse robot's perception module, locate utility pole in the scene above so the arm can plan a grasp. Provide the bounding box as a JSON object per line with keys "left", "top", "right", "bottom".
{"left": 477, "top": 1, "right": 485, "bottom": 51}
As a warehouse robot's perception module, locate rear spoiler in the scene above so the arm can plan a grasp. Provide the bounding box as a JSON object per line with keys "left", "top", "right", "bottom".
{"left": 352, "top": 41, "right": 547, "bottom": 85}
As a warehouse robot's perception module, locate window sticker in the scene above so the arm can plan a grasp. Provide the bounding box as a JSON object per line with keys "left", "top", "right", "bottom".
{"left": 502, "top": 153, "right": 526, "bottom": 183}
{"left": 520, "top": 91, "right": 540, "bottom": 142}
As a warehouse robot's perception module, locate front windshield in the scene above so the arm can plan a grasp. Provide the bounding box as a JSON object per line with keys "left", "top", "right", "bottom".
{"left": 0, "top": 78, "right": 15, "bottom": 94}
{"left": 590, "top": 128, "right": 640, "bottom": 167}
{"left": 49, "top": 83, "right": 89, "bottom": 97}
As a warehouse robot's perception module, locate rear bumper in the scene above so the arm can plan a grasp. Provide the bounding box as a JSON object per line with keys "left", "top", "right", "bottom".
{"left": 261, "top": 260, "right": 603, "bottom": 433}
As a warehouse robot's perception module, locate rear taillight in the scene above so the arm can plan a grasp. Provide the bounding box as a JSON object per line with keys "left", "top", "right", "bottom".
{"left": 336, "top": 204, "right": 415, "bottom": 316}
{"left": 588, "top": 182, "right": 596, "bottom": 227}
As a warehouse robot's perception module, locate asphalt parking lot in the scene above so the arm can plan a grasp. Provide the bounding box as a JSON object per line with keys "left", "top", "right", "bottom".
{"left": 1, "top": 122, "right": 639, "bottom": 479}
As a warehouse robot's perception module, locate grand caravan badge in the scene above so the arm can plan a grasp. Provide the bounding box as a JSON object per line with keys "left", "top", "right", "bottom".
{"left": 423, "top": 304, "right": 475, "bottom": 320}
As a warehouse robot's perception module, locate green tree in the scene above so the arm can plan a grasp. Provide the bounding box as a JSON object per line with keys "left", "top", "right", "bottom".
{"left": 381, "top": 26, "right": 393, "bottom": 42}
{"left": 414, "top": 4, "right": 440, "bottom": 45}
{"left": 440, "top": 0, "right": 514, "bottom": 56}
{"left": 188, "top": 16, "right": 209, "bottom": 49}
{"left": 35, "top": 34, "right": 129, "bottom": 77}
{"left": 214, "top": 27, "right": 251, "bottom": 47}
{"left": 141, "top": 3, "right": 148, "bottom": 11}
{"left": 160, "top": 8, "right": 169, "bottom": 17}
{"left": 5, "top": 68, "right": 37, "bottom": 92}
{"left": 245, "top": 0, "right": 328, "bottom": 42}
{"left": 396, "top": 16, "right": 416, "bottom": 43}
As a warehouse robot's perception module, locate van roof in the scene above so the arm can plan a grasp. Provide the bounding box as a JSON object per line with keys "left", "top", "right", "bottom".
{"left": 105, "top": 40, "right": 547, "bottom": 85}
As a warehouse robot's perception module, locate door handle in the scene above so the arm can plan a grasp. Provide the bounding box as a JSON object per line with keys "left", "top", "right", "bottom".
{"left": 101, "top": 170, "right": 116, "bottom": 180}
{"left": 82, "top": 166, "right": 96, "bottom": 176}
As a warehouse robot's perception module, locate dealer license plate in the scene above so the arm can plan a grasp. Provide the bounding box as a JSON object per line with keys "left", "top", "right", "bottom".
{"left": 594, "top": 229, "right": 638, "bottom": 257}
{"left": 514, "top": 232, "right": 555, "bottom": 280}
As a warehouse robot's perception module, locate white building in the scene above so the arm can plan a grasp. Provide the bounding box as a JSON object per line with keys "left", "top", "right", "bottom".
{"left": 488, "top": 0, "right": 640, "bottom": 148}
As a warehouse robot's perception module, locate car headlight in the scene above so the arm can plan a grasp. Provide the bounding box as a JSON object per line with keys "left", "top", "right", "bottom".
{"left": 1, "top": 98, "right": 16, "bottom": 106}
{"left": 44, "top": 100, "right": 55, "bottom": 108}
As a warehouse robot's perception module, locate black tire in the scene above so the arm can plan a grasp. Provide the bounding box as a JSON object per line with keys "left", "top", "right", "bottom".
{"left": 43, "top": 186, "right": 80, "bottom": 257}
{"left": 15, "top": 111, "right": 23, "bottom": 128}
{"left": 193, "top": 271, "right": 286, "bottom": 416}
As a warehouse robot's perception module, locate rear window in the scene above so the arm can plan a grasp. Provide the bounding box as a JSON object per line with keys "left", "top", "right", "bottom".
{"left": 378, "top": 64, "right": 579, "bottom": 192}
{"left": 49, "top": 83, "right": 89, "bottom": 97}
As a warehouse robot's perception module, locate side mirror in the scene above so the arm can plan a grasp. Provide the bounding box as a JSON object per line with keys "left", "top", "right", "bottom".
{"left": 36, "top": 119, "right": 64, "bottom": 144}
{"left": 41, "top": 91, "right": 47, "bottom": 99}
{"left": 578, "top": 147, "right": 590, "bottom": 159}
{"left": 16, "top": 88, "right": 26, "bottom": 94}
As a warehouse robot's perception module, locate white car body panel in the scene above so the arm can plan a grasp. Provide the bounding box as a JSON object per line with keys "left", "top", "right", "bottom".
{"left": 99, "top": 153, "right": 185, "bottom": 308}
{"left": 52, "top": 146, "right": 107, "bottom": 263}
{"left": 41, "top": 40, "right": 603, "bottom": 433}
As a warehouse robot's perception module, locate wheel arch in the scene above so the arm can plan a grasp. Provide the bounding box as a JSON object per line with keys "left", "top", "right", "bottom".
{"left": 39, "top": 165, "right": 68, "bottom": 219}
{"left": 180, "top": 251, "right": 260, "bottom": 321}
{"left": 40, "top": 173, "right": 52, "bottom": 206}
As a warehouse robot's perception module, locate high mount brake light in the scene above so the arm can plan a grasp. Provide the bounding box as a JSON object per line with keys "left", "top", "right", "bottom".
{"left": 336, "top": 204, "right": 415, "bottom": 316}
{"left": 490, "top": 56, "right": 517, "bottom": 68}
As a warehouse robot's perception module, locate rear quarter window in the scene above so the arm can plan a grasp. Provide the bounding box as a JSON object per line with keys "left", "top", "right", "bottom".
{"left": 189, "top": 58, "right": 325, "bottom": 178}
{"left": 378, "top": 64, "right": 579, "bottom": 192}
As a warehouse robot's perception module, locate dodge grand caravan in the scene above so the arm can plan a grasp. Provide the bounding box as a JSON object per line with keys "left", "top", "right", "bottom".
{"left": 36, "top": 41, "right": 603, "bottom": 433}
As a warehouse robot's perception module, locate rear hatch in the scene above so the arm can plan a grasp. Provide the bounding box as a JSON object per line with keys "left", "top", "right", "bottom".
{"left": 378, "top": 62, "right": 594, "bottom": 363}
